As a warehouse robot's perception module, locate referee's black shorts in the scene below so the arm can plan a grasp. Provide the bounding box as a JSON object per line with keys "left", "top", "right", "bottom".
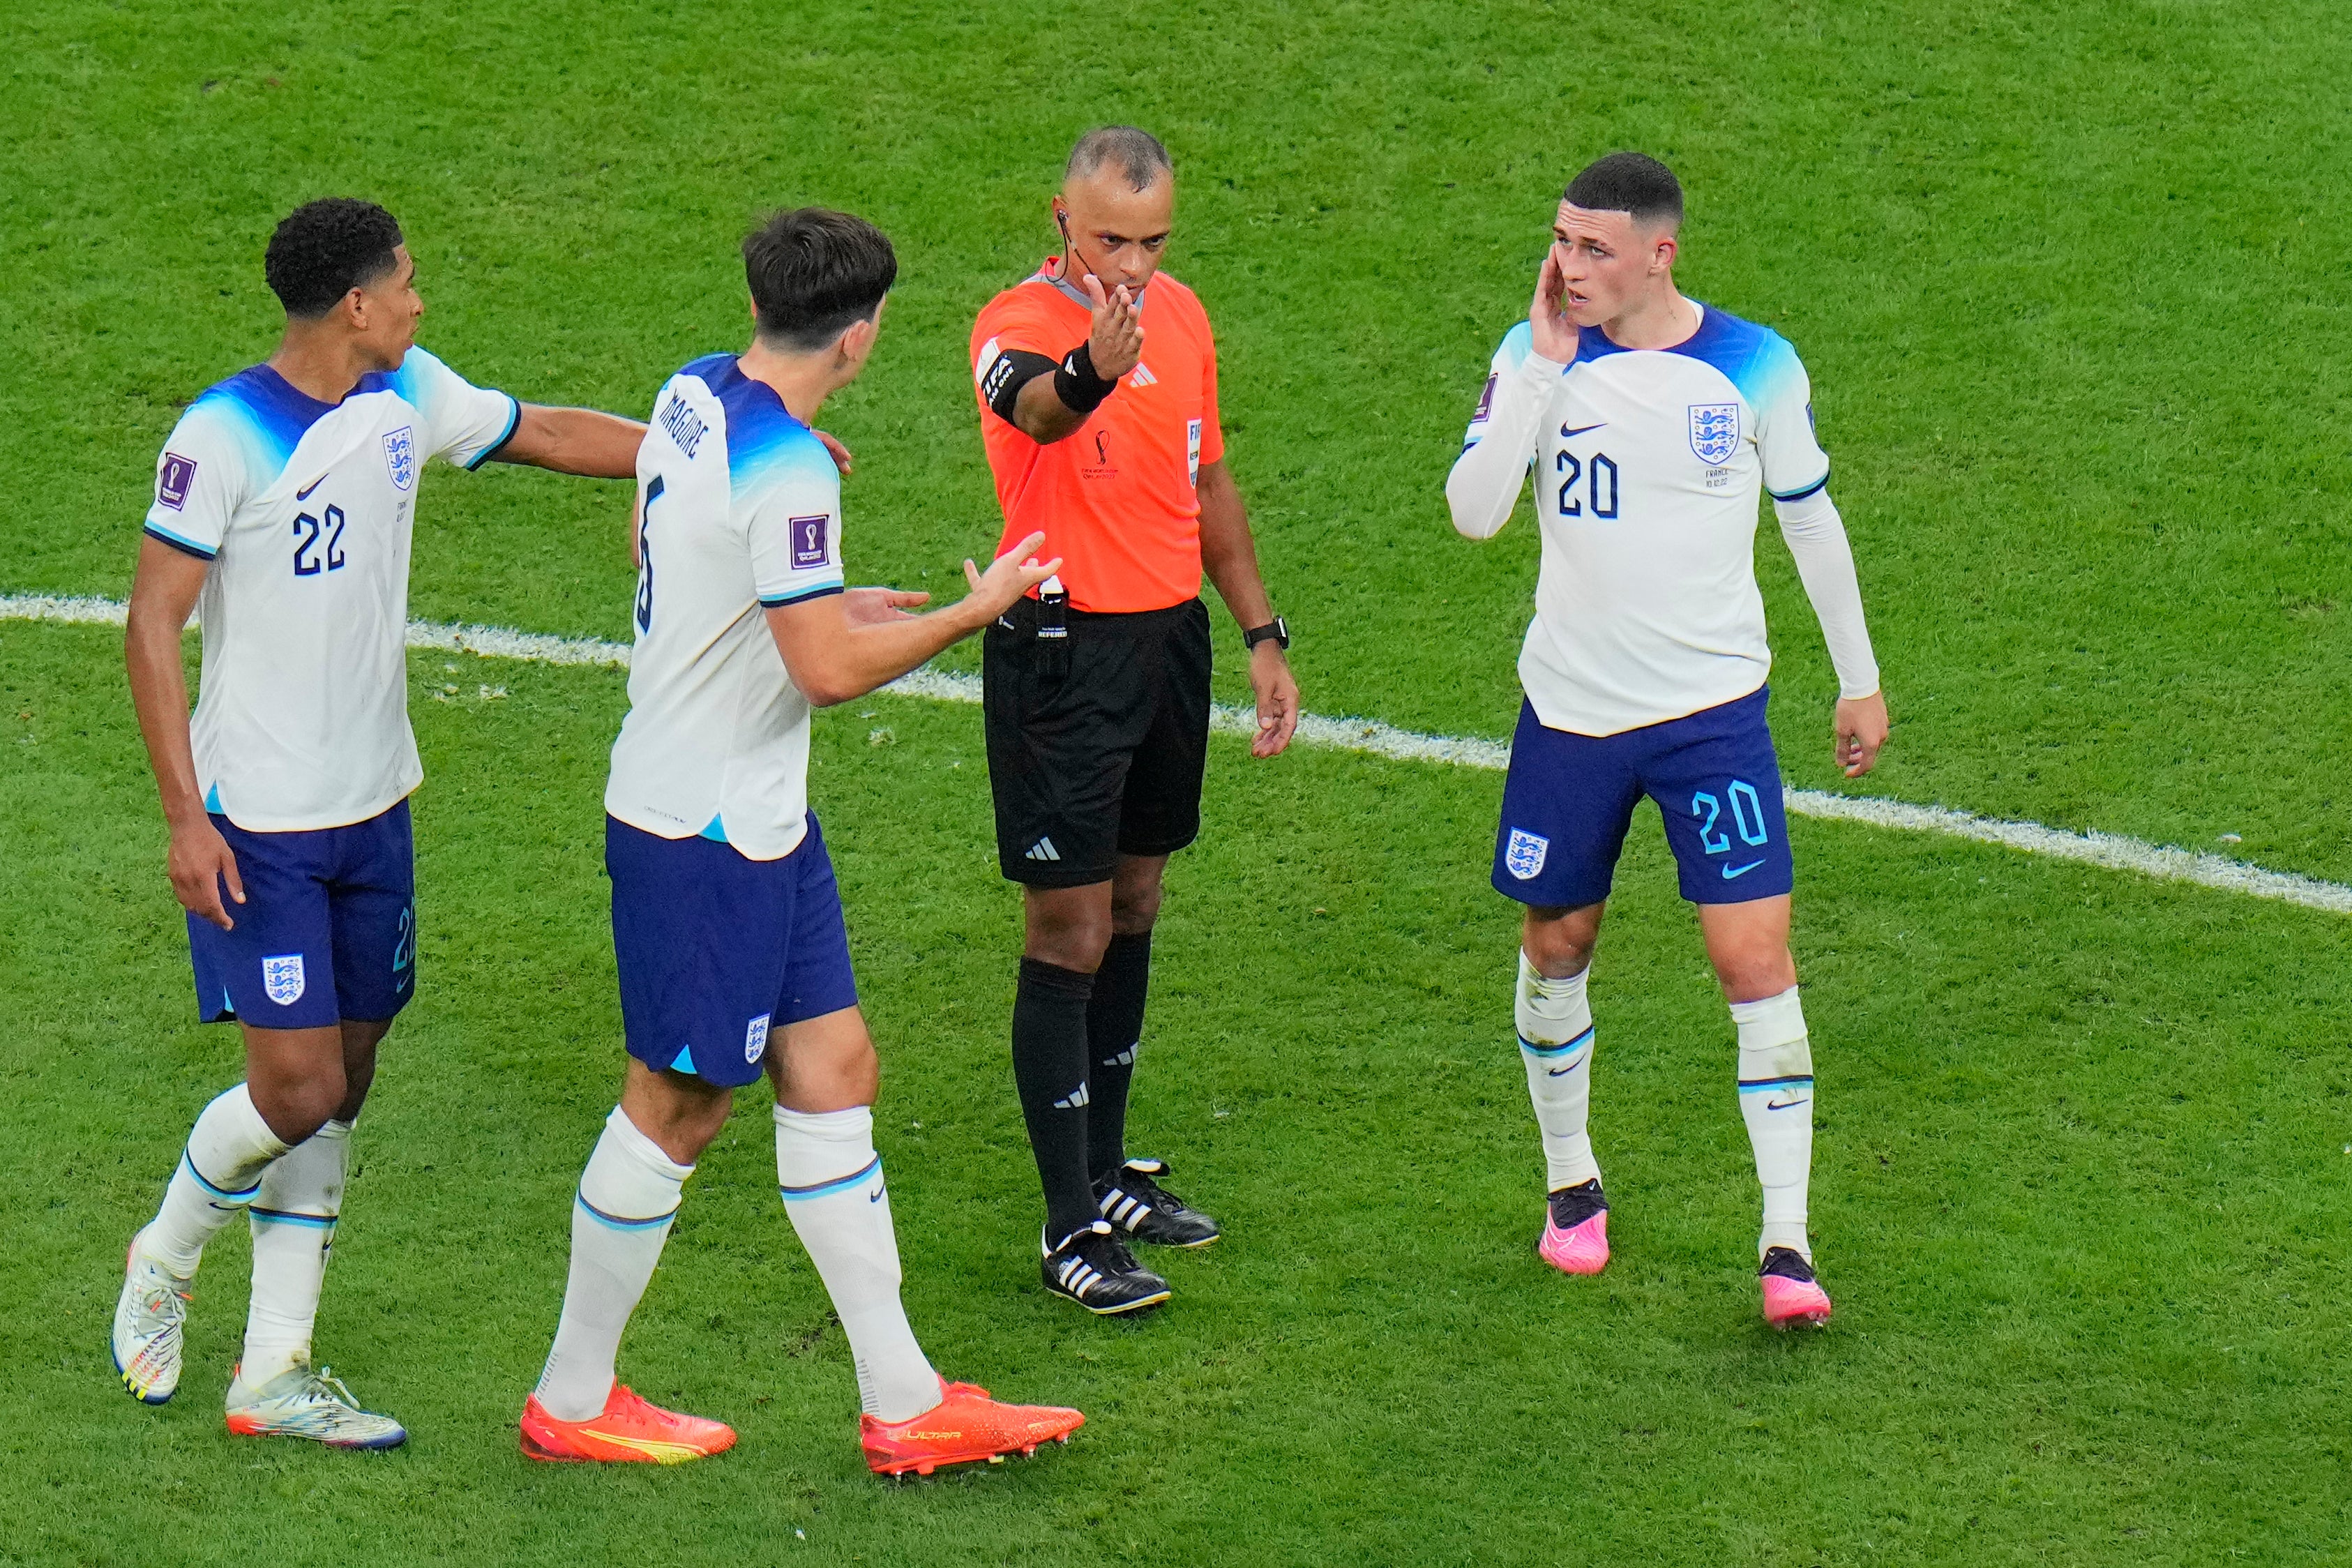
{"left": 981, "top": 596, "right": 1211, "bottom": 888}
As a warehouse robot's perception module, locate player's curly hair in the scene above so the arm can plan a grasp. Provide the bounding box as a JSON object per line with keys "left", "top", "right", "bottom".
{"left": 744, "top": 208, "right": 898, "bottom": 352}
{"left": 264, "top": 199, "right": 405, "bottom": 319}
{"left": 1565, "top": 152, "right": 1684, "bottom": 229}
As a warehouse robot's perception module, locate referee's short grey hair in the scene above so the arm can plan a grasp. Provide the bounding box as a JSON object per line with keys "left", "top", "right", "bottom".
{"left": 1066, "top": 126, "right": 1173, "bottom": 192}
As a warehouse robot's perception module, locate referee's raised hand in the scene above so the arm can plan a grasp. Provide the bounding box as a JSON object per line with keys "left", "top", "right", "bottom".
{"left": 1079, "top": 272, "right": 1144, "bottom": 382}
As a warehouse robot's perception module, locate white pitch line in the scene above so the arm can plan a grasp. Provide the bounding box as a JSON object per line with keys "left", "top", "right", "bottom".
{"left": 7, "top": 590, "right": 2345, "bottom": 915}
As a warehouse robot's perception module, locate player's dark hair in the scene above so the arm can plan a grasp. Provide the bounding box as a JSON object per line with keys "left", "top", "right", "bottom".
{"left": 1066, "top": 126, "right": 1173, "bottom": 192}
{"left": 743, "top": 207, "right": 898, "bottom": 353}
{"left": 1563, "top": 152, "right": 1684, "bottom": 229}
{"left": 264, "top": 199, "right": 405, "bottom": 319}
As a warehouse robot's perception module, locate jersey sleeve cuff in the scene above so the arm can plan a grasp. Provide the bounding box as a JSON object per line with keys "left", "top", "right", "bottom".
{"left": 758, "top": 580, "right": 845, "bottom": 608}
{"left": 462, "top": 395, "right": 523, "bottom": 471}
{"left": 143, "top": 522, "right": 218, "bottom": 561}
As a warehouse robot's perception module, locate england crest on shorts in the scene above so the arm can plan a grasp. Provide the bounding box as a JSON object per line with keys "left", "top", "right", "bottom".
{"left": 1504, "top": 828, "right": 1549, "bottom": 881}
{"left": 745, "top": 1012, "right": 771, "bottom": 1065}
{"left": 383, "top": 425, "right": 417, "bottom": 491}
{"left": 262, "top": 953, "right": 307, "bottom": 1006}
{"left": 1688, "top": 403, "right": 1740, "bottom": 465}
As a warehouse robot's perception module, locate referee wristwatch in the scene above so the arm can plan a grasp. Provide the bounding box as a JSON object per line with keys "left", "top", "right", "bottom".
{"left": 1243, "top": 616, "right": 1290, "bottom": 653}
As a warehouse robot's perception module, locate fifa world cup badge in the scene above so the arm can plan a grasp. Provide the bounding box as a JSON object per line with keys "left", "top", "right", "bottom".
{"left": 383, "top": 426, "right": 417, "bottom": 492}
{"left": 1687, "top": 404, "right": 1740, "bottom": 465}
{"left": 1505, "top": 828, "right": 1549, "bottom": 881}
{"left": 262, "top": 954, "right": 308, "bottom": 1006}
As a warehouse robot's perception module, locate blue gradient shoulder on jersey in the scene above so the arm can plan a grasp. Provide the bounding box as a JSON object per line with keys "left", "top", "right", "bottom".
{"left": 1494, "top": 319, "right": 1535, "bottom": 372}
{"left": 696, "top": 357, "right": 840, "bottom": 508}
{"left": 185, "top": 364, "right": 335, "bottom": 487}
{"left": 1666, "top": 306, "right": 1807, "bottom": 411}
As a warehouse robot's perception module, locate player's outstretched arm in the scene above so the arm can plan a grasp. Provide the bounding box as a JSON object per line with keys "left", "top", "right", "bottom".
{"left": 1197, "top": 460, "right": 1298, "bottom": 757}
{"left": 491, "top": 405, "right": 648, "bottom": 479}
{"left": 124, "top": 538, "right": 244, "bottom": 930}
{"left": 764, "top": 532, "right": 1062, "bottom": 708}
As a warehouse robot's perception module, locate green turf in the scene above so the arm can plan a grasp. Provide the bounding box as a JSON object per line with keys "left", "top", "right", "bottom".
{"left": 5, "top": 624, "right": 2351, "bottom": 1567}
{"left": 6, "top": 0, "right": 2352, "bottom": 1561}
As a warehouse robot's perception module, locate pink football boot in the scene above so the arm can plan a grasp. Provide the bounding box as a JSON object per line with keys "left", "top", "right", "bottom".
{"left": 1537, "top": 1180, "right": 1609, "bottom": 1276}
{"left": 1759, "top": 1246, "right": 1832, "bottom": 1329}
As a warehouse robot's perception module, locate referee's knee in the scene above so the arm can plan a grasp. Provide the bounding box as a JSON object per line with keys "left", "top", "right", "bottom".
{"left": 1023, "top": 889, "right": 1115, "bottom": 973}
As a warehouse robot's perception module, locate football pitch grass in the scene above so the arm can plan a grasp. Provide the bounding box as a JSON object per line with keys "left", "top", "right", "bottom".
{"left": 6, "top": 0, "right": 2352, "bottom": 1562}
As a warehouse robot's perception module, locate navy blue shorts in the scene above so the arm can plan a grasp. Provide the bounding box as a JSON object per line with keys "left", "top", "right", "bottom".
{"left": 1492, "top": 686, "right": 1794, "bottom": 908}
{"left": 189, "top": 800, "right": 416, "bottom": 1030}
{"left": 607, "top": 813, "right": 860, "bottom": 1090}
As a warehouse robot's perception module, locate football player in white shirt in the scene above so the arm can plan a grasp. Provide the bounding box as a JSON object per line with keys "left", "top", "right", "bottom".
{"left": 1446, "top": 153, "right": 1891, "bottom": 1328}
{"left": 519, "top": 209, "right": 1085, "bottom": 1476}
{"left": 114, "top": 199, "right": 648, "bottom": 1443}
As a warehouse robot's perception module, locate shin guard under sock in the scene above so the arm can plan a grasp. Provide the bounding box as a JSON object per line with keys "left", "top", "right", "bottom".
{"left": 1011, "top": 956, "right": 1099, "bottom": 1245}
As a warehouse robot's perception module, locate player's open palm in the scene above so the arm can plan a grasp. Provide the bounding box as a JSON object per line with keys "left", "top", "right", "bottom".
{"left": 961, "top": 531, "right": 1064, "bottom": 622}
{"left": 1080, "top": 273, "right": 1144, "bottom": 382}
{"left": 169, "top": 817, "right": 245, "bottom": 930}
{"left": 1529, "top": 246, "right": 1581, "bottom": 363}
{"left": 843, "top": 587, "right": 929, "bottom": 625}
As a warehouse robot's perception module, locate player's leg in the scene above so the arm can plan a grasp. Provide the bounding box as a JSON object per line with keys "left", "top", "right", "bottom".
{"left": 1089, "top": 598, "right": 1218, "bottom": 1248}
{"left": 234, "top": 803, "right": 414, "bottom": 1426}
{"left": 1650, "top": 686, "right": 1830, "bottom": 1327}
{"left": 1492, "top": 700, "right": 1638, "bottom": 1275}
{"left": 114, "top": 820, "right": 340, "bottom": 1405}
{"left": 520, "top": 818, "right": 772, "bottom": 1463}
{"left": 522, "top": 1063, "right": 736, "bottom": 1461}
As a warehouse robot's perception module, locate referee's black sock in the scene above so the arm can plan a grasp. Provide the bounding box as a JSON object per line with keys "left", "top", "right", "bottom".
{"left": 1011, "top": 956, "right": 1100, "bottom": 1246}
{"left": 1085, "top": 932, "right": 1152, "bottom": 1182}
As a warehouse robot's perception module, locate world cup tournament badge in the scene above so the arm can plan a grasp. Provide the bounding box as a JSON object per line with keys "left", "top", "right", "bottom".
{"left": 1687, "top": 402, "right": 1740, "bottom": 465}
{"left": 383, "top": 425, "right": 417, "bottom": 491}
{"left": 261, "top": 953, "right": 307, "bottom": 1006}
{"left": 1504, "top": 827, "right": 1549, "bottom": 881}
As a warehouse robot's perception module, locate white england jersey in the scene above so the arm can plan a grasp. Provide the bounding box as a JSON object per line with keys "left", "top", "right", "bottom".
{"left": 144, "top": 349, "right": 518, "bottom": 831}
{"left": 604, "top": 355, "right": 847, "bottom": 861}
{"left": 1454, "top": 306, "right": 1835, "bottom": 737}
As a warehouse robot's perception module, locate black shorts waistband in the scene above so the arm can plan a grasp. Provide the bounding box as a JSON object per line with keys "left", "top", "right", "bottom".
{"left": 995, "top": 594, "right": 1205, "bottom": 635}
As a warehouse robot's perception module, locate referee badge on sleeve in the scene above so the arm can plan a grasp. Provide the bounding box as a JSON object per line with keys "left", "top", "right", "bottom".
{"left": 1505, "top": 829, "right": 1549, "bottom": 881}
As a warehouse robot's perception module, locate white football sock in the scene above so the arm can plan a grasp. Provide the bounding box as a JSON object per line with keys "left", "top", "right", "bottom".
{"left": 240, "top": 1118, "right": 352, "bottom": 1389}
{"left": 776, "top": 1104, "right": 939, "bottom": 1424}
{"left": 535, "top": 1106, "right": 691, "bottom": 1422}
{"left": 1733, "top": 986, "right": 1814, "bottom": 1261}
{"left": 1516, "top": 951, "right": 1599, "bottom": 1191}
{"left": 144, "top": 1084, "right": 292, "bottom": 1277}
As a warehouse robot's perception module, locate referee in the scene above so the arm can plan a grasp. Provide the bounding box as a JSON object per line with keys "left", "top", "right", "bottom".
{"left": 970, "top": 127, "right": 1298, "bottom": 1314}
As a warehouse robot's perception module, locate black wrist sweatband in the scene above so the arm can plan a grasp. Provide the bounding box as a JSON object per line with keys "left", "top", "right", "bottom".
{"left": 1053, "top": 342, "right": 1118, "bottom": 415}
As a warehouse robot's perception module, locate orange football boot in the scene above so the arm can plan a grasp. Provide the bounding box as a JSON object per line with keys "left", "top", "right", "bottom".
{"left": 861, "top": 1379, "right": 1083, "bottom": 1477}
{"left": 520, "top": 1384, "right": 736, "bottom": 1464}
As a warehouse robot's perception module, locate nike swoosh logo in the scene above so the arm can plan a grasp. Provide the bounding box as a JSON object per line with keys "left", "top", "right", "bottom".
{"left": 295, "top": 476, "right": 326, "bottom": 500}
{"left": 868, "top": 1189, "right": 884, "bottom": 1203}
{"left": 1767, "top": 1094, "right": 1811, "bottom": 1111}
{"left": 1546, "top": 1065, "right": 1579, "bottom": 1077}
{"left": 1562, "top": 423, "right": 1605, "bottom": 437}
{"left": 1723, "top": 859, "right": 1765, "bottom": 880}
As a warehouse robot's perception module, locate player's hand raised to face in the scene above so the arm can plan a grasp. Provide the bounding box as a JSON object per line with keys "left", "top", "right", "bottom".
{"left": 960, "top": 532, "right": 1065, "bottom": 624}
{"left": 169, "top": 817, "right": 246, "bottom": 930}
{"left": 843, "top": 586, "right": 928, "bottom": 625}
{"left": 1834, "top": 691, "right": 1890, "bottom": 778}
{"left": 1079, "top": 273, "right": 1145, "bottom": 382}
{"left": 1529, "top": 244, "right": 1581, "bottom": 364}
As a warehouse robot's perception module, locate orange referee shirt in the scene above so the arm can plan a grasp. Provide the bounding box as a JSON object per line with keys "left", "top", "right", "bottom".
{"left": 971, "top": 262, "right": 1225, "bottom": 613}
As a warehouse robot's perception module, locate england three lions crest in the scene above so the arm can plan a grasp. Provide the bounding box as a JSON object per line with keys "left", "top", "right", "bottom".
{"left": 1504, "top": 827, "right": 1549, "bottom": 881}
{"left": 1687, "top": 403, "right": 1740, "bottom": 465}
{"left": 261, "top": 953, "right": 307, "bottom": 1006}
{"left": 383, "top": 425, "right": 417, "bottom": 492}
